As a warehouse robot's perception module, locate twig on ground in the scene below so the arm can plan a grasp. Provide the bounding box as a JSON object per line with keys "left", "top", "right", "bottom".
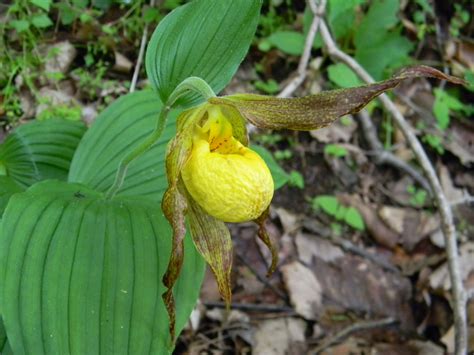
{"left": 130, "top": 0, "right": 157, "bottom": 93}
{"left": 308, "top": 317, "right": 397, "bottom": 354}
{"left": 450, "top": 194, "right": 474, "bottom": 207}
{"left": 236, "top": 252, "right": 289, "bottom": 303}
{"left": 317, "top": 16, "right": 467, "bottom": 355}
{"left": 278, "top": 0, "right": 327, "bottom": 98}
{"left": 203, "top": 301, "right": 295, "bottom": 314}
{"left": 302, "top": 218, "right": 399, "bottom": 273}
{"left": 357, "top": 110, "right": 432, "bottom": 192}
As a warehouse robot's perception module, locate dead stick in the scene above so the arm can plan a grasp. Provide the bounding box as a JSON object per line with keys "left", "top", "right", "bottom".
{"left": 308, "top": 317, "right": 397, "bottom": 354}
{"left": 278, "top": 0, "right": 327, "bottom": 98}
{"left": 203, "top": 301, "right": 295, "bottom": 314}
{"left": 318, "top": 18, "right": 467, "bottom": 355}
{"left": 357, "top": 110, "right": 432, "bottom": 192}
{"left": 130, "top": 0, "right": 157, "bottom": 93}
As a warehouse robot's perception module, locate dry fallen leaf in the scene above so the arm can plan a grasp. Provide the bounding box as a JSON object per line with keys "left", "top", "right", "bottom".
{"left": 253, "top": 318, "right": 306, "bottom": 355}
{"left": 313, "top": 253, "right": 414, "bottom": 329}
{"left": 378, "top": 206, "right": 439, "bottom": 251}
{"left": 295, "top": 232, "right": 344, "bottom": 264}
{"left": 429, "top": 242, "right": 474, "bottom": 292}
{"left": 281, "top": 261, "right": 323, "bottom": 320}
{"left": 113, "top": 52, "right": 133, "bottom": 73}
{"left": 444, "top": 122, "right": 474, "bottom": 166}
{"left": 43, "top": 41, "right": 77, "bottom": 77}
{"left": 310, "top": 115, "right": 357, "bottom": 143}
{"left": 438, "top": 163, "right": 465, "bottom": 203}
{"left": 341, "top": 195, "right": 399, "bottom": 249}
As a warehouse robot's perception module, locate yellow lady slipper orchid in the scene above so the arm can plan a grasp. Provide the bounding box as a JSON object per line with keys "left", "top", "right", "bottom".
{"left": 181, "top": 106, "right": 274, "bottom": 223}
{"left": 160, "top": 66, "right": 465, "bottom": 341}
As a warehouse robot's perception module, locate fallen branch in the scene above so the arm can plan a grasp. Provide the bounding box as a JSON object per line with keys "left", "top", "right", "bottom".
{"left": 130, "top": 0, "right": 157, "bottom": 93}
{"left": 308, "top": 317, "right": 397, "bottom": 354}
{"left": 357, "top": 110, "right": 432, "bottom": 192}
{"left": 203, "top": 301, "right": 295, "bottom": 314}
{"left": 318, "top": 16, "right": 467, "bottom": 355}
{"left": 278, "top": 0, "right": 327, "bottom": 98}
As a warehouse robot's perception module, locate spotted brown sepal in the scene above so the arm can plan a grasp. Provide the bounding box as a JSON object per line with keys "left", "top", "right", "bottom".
{"left": 161, "top": 107, "right": 205, "bottom": 342}
{"left": 186, "top": 194, "right": 233, "bottom": 306}
{"left": 209, "top": 65, "right": 465, "bottom": 130}
{"left": 254, "top": 208, "right": 278, "bottom": 277}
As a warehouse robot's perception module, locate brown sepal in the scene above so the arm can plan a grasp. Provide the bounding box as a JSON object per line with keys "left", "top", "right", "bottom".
{"left": 186, "top": 194, "right": 233, "bottom": 306}
{"left": 209, "top": 65, "right": 466, "bottom": 131}
{"left": 254, "top": 208, "right": 278, "bottom": 277}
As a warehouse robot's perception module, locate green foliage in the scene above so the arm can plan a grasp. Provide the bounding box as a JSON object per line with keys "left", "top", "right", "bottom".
{"left": 412, "top": 0, "right": 435, "bottom": 39}
{"left": 433, "top": 88, "right": 466, "bottom": 130}
{"left": 465, "top": 71, "right": 474, "bottom": 92}
{"left": 450, "top": 4, "right": 470, "bottom": 37}
{"left": 274, "top": 149, "right": 293, "bottom": 160}
{"left": 0, "top": 119, "right": 86, "bottom": 189}
{"left": 0, "top": 181, "right": 204, "bottom": 355}
{"left": 69, "top": 90, "right": 177, "bottom": 200}
{"left": 328, "top": 63, "right": 363, "bottom": 88}
{"left": 303, "top": 0, "right": 366, "bottom": 49}
{"left": 30, "top": 0, "right": 52, "bottom": 12}
{"left": 422, "top": 133, "right": 444, "bottom": 155}
{"left": 31, "top": 13, "right": 53, "bottom": 28}
{"left": 254, "top": 79, "right": 280, "bottom": 94}
{"left": 407, "top": 185, "right": 427, "bottom": 207}
{"left": 251, "top": 145, "right": 292, "bottom": 190}
{"left": 324, "top": 144, "right": 348, "bottom": 158}
{"left": 260, "top": 31, "right": 306, "bottom": 55}
{"left": 354, "top": 0, "right": 413, "bottom": 79}
{"left": 37, "top": 105, "right": 83, "bottom": 122}
{"left": 288, "top": 170, "right": 305, "bottom": 189}
{"left": 146, "top": 0, "right": 262, "bottom": 106}
{"left": 311, "top": 195, "right": 365, "bottom": 231}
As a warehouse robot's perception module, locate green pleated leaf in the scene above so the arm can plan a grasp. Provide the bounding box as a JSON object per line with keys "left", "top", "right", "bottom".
{"left": 69, "top": 91, "right": 179, "bottom": 201}
{"left": 0, "top": 176, "right": 24, "bottom": 215}
{"left": 0, "top": 318, "right": 13, "bottom": 355}
{"left": 0, "top": 119, "right": 86, "bottom": 188}
{"left": 145, "top": 0, "right": 262, "bottom": 106}
{"left": 0, "top": 180, "right": 205, "bottom": 355}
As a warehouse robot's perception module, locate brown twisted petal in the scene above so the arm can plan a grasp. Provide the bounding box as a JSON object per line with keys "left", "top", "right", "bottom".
{"left": 254, "top": 208, "right": 278, "bottom": 277}
{"left": 161, "top": 108, "right": 204, "bottom": 342}
{"left": 186, "top": 192, "right": 233, "bottom": 306}
{"left": 209, "top": 65, "right": 466, "bottom": 131}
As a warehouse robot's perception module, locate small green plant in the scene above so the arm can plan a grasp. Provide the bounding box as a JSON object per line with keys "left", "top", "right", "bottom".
{"left": 407, "top": 184, "right": 428, "bottom": 207}
{"left": 324, "top": 144, "right": 348, "bottom": 158}
{"left": 254, "top": 79, "right": 280, "bottom": 94}
{"left": 422, "top": 133, "right": 445, "bottom": 155}
{"left": 311, "top": 195, "right": 365, "bottom": 231}
{"left": 288, "top": 170, "right": 305, "bottom": 189}
{"left": 449, "top": 4, "right": 470, "bottom": 38}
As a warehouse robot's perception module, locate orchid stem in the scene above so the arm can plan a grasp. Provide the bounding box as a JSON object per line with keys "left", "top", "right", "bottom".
{"left": 105, "top": 77, "right": 215, "bottom": 199}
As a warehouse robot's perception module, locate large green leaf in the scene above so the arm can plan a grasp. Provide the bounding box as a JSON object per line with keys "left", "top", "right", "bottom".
{"left": 145, "top": 0, "right": 262, "bottom": 106}
{"left": 0, "top": 180, "right": 205, "bottom": 354}
{"left": 0, "top": 176, "right": 23, "bottom": 215}
{"left": 0, "top": 318, "right": 13, "bottom": 355}
{"left": 69, "top": 91, "right": 178, "bottom": 201}
{"left": 0, "top": 119, "right": 86, "bottom": 188}
{"left": 353, "top": 0, "right": 413, "bottom": 79}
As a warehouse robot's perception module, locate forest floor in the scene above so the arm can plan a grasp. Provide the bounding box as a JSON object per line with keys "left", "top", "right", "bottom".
{"left": 2, "top": 0, "right": 474, "bottom": 354}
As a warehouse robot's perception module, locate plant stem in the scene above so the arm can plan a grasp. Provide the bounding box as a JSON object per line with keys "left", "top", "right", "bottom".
{"left": 105, "top": 77, "right": 215, "bottom": 199}
{"left": 105, "top": 104, "right": 171, "bottom": 199}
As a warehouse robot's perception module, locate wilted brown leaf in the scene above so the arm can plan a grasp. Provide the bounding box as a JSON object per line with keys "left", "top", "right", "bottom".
{"left": 281, "top": 261, "right": 323, "bottom": 320}
{"left": 253, "top": 318, "right": 306, "bottom": 355}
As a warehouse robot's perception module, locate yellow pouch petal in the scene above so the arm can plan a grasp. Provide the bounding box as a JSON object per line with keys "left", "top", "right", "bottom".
{"left": 182, "top": 112, "right": 273, "bottom": 223}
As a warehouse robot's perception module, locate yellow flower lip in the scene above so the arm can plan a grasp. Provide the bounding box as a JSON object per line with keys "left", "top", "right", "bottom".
{"left": 181, "top": 106, "right": 274, "bottom": 223}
